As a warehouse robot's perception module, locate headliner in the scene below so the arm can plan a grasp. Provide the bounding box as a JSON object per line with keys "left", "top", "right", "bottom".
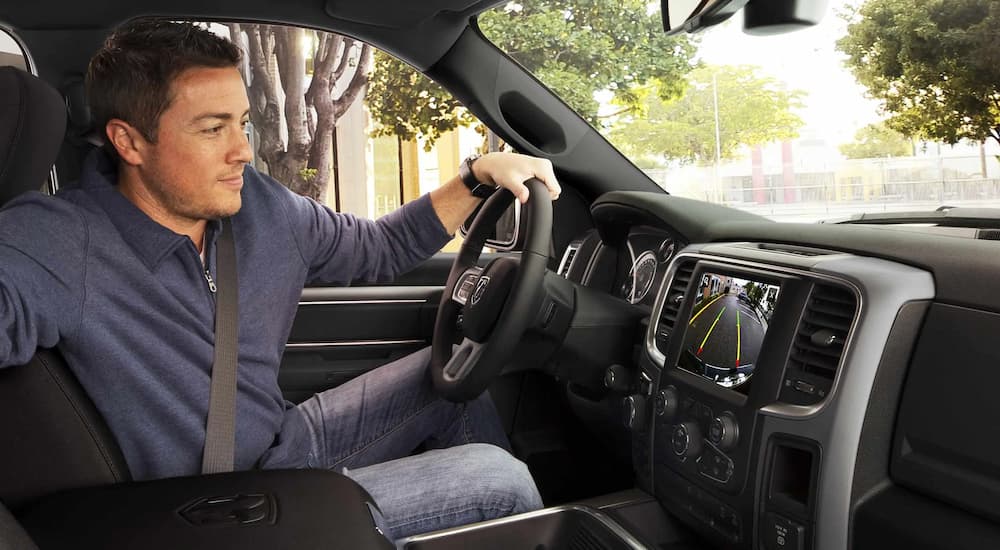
{"left": 0, "top": 0, "right": 507, "bottom": 70}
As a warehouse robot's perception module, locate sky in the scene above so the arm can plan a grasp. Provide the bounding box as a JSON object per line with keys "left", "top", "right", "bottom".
{"left": 694, "top": 0, "right": 882, "bottom": 145}
{"left": 0, "top": 30, "right": 21, "bottom": 55}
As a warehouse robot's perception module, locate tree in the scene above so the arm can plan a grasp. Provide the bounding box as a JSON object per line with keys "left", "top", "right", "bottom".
{"left": 610, "top": 65, "right": 805, "bottom": 165}
{"left": 837, "top": 0, "right": 1000, "bottom": 147}
{"left": 366, "top": 51, "right": 478, "bottom": 148}
{"left": 839, "top": 122, "right": 912, "bottom": 159}
{"left": 366, "top": 0, "right": 696, "bottom": 146}
{"left": 228, "top": 24, "right": 372, "bottom": 201}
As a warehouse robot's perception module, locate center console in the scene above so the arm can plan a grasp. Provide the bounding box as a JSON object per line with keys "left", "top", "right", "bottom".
{"left": 623, "top": 242, "right": 934, "bottom": 550}
{"left": 396, "top": 241, "right": 934, "bottom": 550}
{"left": 389, "top": 240, "right": 933, "bottom": 550}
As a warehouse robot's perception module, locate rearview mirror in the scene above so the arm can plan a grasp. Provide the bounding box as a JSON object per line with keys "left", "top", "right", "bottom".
{"left": 458, "top": 197, "right": 524, "bottom": 252}
{"left": 662, "top": 0, "right": 829, "bottom": 35}
{"left": 662, "top": 0, "right": 750, "bottom": 35}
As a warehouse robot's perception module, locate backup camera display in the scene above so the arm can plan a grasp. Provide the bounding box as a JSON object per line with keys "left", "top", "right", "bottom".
{"left": 678, "top": 273, "right": 780, "bottom": 389}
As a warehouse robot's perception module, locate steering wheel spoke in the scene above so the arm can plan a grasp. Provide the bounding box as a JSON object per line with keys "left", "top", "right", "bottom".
{"left": 442, "top": 338, "right": 484, "bottom": 382}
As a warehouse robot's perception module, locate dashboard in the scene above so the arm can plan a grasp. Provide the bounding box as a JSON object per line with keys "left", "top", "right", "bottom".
{"left": 552, "top": 190, "right": 1000, "bottom": 550}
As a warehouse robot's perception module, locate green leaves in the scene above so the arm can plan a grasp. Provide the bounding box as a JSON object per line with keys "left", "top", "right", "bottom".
{"left": 839, "top": 122, "right": 912, "bottom": 159}
{"left": 610, "top": 65, "right": 805, "bottom": 165}
{"left": 365, "top": 0, "right": 695, "bottom": 147}
{"left": 479, "top": 0, "right": 695, "bottom": 123}
{"left": 837, "top": 0, "right": 1000, "bottom": 146}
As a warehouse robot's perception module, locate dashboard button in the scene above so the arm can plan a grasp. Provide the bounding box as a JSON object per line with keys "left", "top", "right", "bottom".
{"left": 697, "top": 445, "right": 735, "bottom": 483}
{"left": 656, "top": 386, "right": 679, "bottom": 418}
{"left": 623, "top": 395, "right": 647, "bottom": 430}
{"left": 709, "top": 412, "right": 739, "bottom": 451}
{"left": 793, "top": 379, "right": 816, "bottom": 395}
{"left": 763, "top": 512, "right": 804, "bottom": 550}
{"left": 671, "top": 422, "right": 702, "bottom": 458}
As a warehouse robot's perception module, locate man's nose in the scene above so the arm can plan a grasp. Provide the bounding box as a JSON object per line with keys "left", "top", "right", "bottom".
{"left": 230, "top": 126, "right": 253, "bottom": 164}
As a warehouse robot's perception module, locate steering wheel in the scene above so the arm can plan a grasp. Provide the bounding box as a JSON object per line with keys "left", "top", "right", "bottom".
{"left": 431, "top": 178, "right": 553, "bottom": 402}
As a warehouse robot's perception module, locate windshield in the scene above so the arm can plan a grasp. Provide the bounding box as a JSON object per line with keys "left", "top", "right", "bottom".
{"left": 479, "top": 0, "right": 1000, "bottom": 223}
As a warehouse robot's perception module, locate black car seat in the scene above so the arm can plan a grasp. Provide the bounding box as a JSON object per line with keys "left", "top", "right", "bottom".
{"left": 0, "top": 66, "right": 131, "bottom": 512}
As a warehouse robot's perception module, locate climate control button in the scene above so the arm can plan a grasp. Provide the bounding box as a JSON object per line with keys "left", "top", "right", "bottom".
{"left": 709, "top": 412, "right": 739, "bottom": 451}
{"left": 671, "top": 421, "right": 702, "bottom": 458}
{"left": 655, "top": 386, "right": 679, "bottom": 418}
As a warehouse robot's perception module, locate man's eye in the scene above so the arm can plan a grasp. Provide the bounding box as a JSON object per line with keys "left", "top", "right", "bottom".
{"left": 203, "top": 126, "right": 223, "bottom": 135}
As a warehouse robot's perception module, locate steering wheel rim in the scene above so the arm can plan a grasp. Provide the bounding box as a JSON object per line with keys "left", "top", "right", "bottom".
{"left": 431, "top": 178, "right": 553, "bottom": 402}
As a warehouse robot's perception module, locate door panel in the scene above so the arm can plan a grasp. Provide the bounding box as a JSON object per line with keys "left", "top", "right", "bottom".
{"left": 279, "top": 252, "right": 508, "bottom": 402}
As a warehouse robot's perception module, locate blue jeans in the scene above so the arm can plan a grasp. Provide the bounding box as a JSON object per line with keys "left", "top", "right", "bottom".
{"left": 297, "top": 347, "right": 543, "bottom": 540}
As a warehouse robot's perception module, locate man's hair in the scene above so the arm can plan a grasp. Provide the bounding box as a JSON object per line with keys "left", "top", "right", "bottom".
{"left": 86, "top": 19, "right": 243, "bottom": 146}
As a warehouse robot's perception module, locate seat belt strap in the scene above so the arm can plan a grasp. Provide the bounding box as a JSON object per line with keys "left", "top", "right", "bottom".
{"left": 201, "top": 217, "right": 239, "bottom": 474}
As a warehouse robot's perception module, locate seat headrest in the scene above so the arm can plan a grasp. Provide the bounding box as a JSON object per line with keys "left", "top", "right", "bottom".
{"left": 0, "top": 66, "right": 67, "bottom": 207}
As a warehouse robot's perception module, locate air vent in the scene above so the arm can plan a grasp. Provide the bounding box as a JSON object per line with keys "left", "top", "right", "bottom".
{"left": 557, "top": 242, "right": 582, "bottom": 277}
{"left": 977, "top": 229, "right": 1000, "bottom": 240}
{"left": 655, "top": 260, "right": 695, "bottom": 355}
{"left": 781, "top": 283, "right": 857, "bottom": 405}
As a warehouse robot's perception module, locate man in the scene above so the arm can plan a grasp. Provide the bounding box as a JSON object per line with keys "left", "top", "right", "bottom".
{"left": 0, "top": 19, "right": 560, "bottom": 539}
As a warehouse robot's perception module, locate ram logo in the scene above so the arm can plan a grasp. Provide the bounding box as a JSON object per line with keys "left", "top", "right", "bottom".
{"left": 471, "top": 276, "right": 490, "bottom": 306}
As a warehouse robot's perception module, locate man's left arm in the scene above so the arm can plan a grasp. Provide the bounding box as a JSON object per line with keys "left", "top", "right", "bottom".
{"left": 286, "top": 153, "right": 560, "bottom": 285}
{"left": 428, "top": 152, "right": 561, "bottom": 234}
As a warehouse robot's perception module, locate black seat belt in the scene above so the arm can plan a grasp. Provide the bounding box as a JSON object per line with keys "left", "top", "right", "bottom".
{"left": 201, "top": 217, "right": 239, "bottom": 474}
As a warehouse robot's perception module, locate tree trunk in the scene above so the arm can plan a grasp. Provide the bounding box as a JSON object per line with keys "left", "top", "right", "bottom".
{"left": 228, "top": 24, "right": 373, "bottom": 203}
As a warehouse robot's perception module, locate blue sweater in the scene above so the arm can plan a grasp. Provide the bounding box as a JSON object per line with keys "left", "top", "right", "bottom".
{"left": 0, "top": 151, "right": 451, "bottom": 480}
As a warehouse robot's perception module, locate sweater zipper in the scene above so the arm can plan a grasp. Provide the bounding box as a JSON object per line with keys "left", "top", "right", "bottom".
{"left": 204, "top": 270, "right": 217, "bottom": 293}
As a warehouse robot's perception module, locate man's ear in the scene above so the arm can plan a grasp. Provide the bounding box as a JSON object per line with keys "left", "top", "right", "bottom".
{"left": 105, "top": 119, "right": 147, "bottom": 166}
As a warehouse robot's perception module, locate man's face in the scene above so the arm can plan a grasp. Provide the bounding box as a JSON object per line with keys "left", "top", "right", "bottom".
{"left": 134, "top": 66, "right": 252, "bottom": 222}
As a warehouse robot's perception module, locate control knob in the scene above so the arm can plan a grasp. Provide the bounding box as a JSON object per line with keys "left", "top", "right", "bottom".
{"left": 604, "top": 364, "right": 632, "bottom": 393}
{"left": 709, "top": 412, "right": 739, "bottom": 451}
{"left": 655, "top": 386, "right": 679, "bottom": 419}
{"left": 671, "top": 421, "right": 702, "bottom": 458}
{"left": 623, "top": 395, "right": 647, "bottom": 431}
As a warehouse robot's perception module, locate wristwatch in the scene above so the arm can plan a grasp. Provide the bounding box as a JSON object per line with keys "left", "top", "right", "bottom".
{"left": 459, "top": 154, "right": 497, "bottom": 198}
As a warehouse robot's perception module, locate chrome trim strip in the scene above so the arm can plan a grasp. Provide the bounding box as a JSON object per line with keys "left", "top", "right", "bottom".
{"left": 285, "top": 339, "right": 424, "bottom": 349}
{"left": 48, "top": 166, "right": 59, "bottom": 194}
{"left": 556, "top": 241, "right": 582, "bottom": 277}
{"left": 297, "top": 299, "right": 426, "bottom": 306}
{"left": 0, "top": 24, "right": 37, "bottom": 75}
{"left": 396, "top": 505, "right": 646, "bottom": 549}
{"left": 457, "top": 198, "right": 522, "bottom": 252}
{"left": 300, "top": 286, "right": 442, "bottom": 303}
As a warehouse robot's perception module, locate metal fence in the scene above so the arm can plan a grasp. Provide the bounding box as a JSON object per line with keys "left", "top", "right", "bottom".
{"left": 644, "top": 155, "right": 1000, "bottom": 222}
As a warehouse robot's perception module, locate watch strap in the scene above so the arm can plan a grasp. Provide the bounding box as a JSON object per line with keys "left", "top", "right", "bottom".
{"left": 459, "top": 155, "right": 496, "bottom": 198}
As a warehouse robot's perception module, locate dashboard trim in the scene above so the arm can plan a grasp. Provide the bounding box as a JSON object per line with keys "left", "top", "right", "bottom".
{"left": 642, "top": 244, "right": 935, "bottom": 550}
{"left": 645, "top": 249, "right": 864, "bottom": 418}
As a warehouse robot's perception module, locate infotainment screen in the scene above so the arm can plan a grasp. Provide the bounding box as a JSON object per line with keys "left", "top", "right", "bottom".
{"left": 678, "top": 272, "right": 781, "bottom": 390}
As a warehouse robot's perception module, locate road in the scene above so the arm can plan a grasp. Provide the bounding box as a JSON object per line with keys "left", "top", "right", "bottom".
{"left": 683, "top": 294, "right": 765, "bottom": 371}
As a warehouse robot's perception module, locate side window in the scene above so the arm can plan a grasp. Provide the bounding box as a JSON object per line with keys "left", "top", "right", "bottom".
{"left": 206, "top": 23, "right": 489, "bottom": 252}
{"left": 0, "top": 30, "right": 27, "bottom": 70}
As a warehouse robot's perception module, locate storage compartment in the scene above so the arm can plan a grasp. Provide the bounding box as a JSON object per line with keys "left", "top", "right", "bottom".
{"left": 16, "top": 469, "right": 393, "bottom": 549}
{"left": 891, "top": 304, "right": 1000, "bottom": 524}
{"left": 399, "top": 505, "right": 643, "bottom": 549}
